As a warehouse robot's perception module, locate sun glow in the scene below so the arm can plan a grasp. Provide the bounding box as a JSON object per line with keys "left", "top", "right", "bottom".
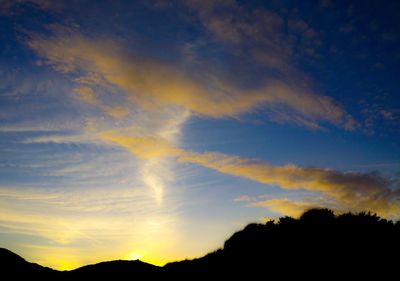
{"left": 126, "top": 251, "right": 143, "bottom": 261}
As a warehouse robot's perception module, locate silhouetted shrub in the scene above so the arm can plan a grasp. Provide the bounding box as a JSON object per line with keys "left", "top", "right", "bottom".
{"left": 299, "top": 208, "right": 335, "bottom": 224}
{"left": 2, "top": 208, "right": 399, "bottom": 280}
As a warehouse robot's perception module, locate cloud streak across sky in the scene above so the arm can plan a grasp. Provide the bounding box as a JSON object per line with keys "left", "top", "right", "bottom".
{"left": 98, "top": 130, "right": 400, "bottom": 218}
{"left": 1, "top": 0, "right": 399, "bottom": 271}
{"left": 24, "top": 22, "right": 398, "bottom": 218}
{"left": 27, "top": 26, "right": 355, "bottom": 129}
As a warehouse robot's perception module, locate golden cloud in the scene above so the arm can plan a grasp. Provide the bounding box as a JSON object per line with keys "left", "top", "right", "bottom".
{"left": 98, "top": 130, "right": 400, "bottom": 218}
{"left": 178, "top": 151, "right": 400, "bottom": 218}
{"left": 251, "top": 198, "right": 317, "bottom": 218}
{"left": 73, "top": 86, "right": 97, "bottom": 105}
{"left": 97, "top": 130, "right": 181, "bottom": 159}
{"left": 103, "top": 106, "right": 129, "bottom": 119}
{"left": 27, "top": 30, "right": 355, "bottom": 129}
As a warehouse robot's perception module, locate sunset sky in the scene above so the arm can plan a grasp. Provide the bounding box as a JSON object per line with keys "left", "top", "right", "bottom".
{"left": 1, "top": 0, "right": 399, "bottom": 270}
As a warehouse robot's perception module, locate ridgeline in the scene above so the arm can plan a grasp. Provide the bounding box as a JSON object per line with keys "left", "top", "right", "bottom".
{"left": 2, "top": 208, "right": 399, "bottom": 279}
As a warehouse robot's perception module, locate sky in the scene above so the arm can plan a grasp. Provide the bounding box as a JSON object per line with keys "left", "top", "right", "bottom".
{"left": 0, "top": 0, "right": 400, "bottom": 270}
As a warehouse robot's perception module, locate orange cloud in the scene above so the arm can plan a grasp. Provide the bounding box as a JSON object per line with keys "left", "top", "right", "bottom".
{"left": 98, "top": 130, "right": 181, "bottom": 159}
{"left": 98, "top": 130, "right": 400, "bottom": 218}
{"left": 103, "top": 106, "right": 129, "bottom": 119}
{"left": 233, "top": 195, "right": 252, "bottom": 202}
{"left": 251, "top": 198, "right": 317, "bottom": 218}
{"left": 177, "top": 151, "right": 399, "bottom": 218}
{"left": 27, "top": 29, "right": 355, "bottom": 129}
{"left": 97, "top": 108, "right": 189, "bottom": 205}
{"left": 73, "top": 86, "right": 97, "bottom": 105}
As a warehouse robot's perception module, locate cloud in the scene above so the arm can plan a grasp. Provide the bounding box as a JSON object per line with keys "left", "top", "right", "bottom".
{"left": 26, "top": 28, "right": 355, "bottom": 129}
{"left": 250, "top": 198, "right": 317, "bottom": 218}
{"left": 0, "top": 186, "right": 181, "bottom": 269}
{"left": 98, "top": 131, "right": 400, "bottom": 218}
{"left": 22, "top": 134, "right": 95, "bottom": 144}
{"left": 177, "top": 152, "right": 400, "bottom": 218}
{"left": 97, "top": 108, "right": 189, "bottom": 204}
{"left": 380, "top": 109, "right": 399, "bottom": 121}
{"left": 0, "top": 125, "right": 60, "bottom": 133}
{"left": 360, "top": 101, "right": 400, "bottom": 133}
{"left": 185, "top": 0, "right": 291, "bottom": 71}
{"left": 185, "top": 0, "right": 323, "bottom": 74}
{"left": 73, "top": 86, "right": 98, "bottom": 105}
{"left": 103, "top": 106, "right": 129, "bottom": 119}
{"left": 181, "top": 0, "right": 355, "bottom": 127}
{"left": 98, "top": 130, "right": 180, "bottom": 159}
{"left": 0, "top": 0, "right": 62, "bottom": 15}
{"left": 233, "top": 195, "right": 252, "bottom": 202}
{"left": 288, "top": 20, "right": 317, "bottom": 38}
{"left": 0, "top": 119, "right": 82, "bottom": 133}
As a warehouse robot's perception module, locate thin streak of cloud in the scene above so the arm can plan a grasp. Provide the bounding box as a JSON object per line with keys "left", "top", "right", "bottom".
{"left": 22, "top": 134, "right": 96, "bottom": 144}
{"left": 102, "top": 106, "right": 129, "bottom": 119}
{"left": 0, "top": 121, "right": 81, "bottom": 133}
{"left": 250, "top": 198, "right": 317, "bottom": 218}
{"left": 98, "top": 131, "right": 400, "bottom": 218}
{"left": 233, "top": 195, "right": 252, "bottom": 202}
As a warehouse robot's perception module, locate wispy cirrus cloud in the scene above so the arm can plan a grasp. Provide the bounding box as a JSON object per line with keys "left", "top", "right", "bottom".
{"left": 232, "top": 194, "right": 320, "bottom": 218}
{"left": 16, "top": 23, "right": 358, "bottom": 215}
{"left": 0, "top": 0, "right": 62, "bottom": 15}
{"left": 98, "top": 130, "right": 400, "bottom": 219}
{"left": 181, "top": 0, "right": 357, "bottom": 129}
{"left": 72, "top": 86, "right": 98, "bottom": 105}
{"left": 25, "top": 26, "right": 355, "bottom": 129}
{"left": 103, "top": 106, "right": 129, "bottom": 119}
{"left": 185, "top": 1, "right": 323, "bottom": 73}
{"left": 250, "top": 198, "right": 318, "bottom": 218}
{"left": 1, "top": 0, "right": 399, "bottom": 271}
{"left": 5, "top": 0, "right": 393, "bottom": 220}
{"left": 22, "top": 134, "right": 96, "bottom": 144}
{"left": 184, "top": 0, "right": 292, "bottom": 71}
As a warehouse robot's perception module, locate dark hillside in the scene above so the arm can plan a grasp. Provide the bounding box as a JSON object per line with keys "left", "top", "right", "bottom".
{"left": 2, "top": 209, "right": 399, "bottom": 279}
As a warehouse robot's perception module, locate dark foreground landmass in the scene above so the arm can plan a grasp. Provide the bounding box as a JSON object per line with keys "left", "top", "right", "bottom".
{"left": 1, "top": 209, "right": 400, "bottom": 279}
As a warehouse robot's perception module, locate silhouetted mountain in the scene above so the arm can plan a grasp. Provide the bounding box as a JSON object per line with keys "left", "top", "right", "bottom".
{"left": 2, "top": 208, "right": 400, "bottom": 279}
{"left": 0, "top": 249, "right": 160, "bottom": 280}
{"left": 0, "top": 248, "right": 57, "bottom": 279}
{"left": 68, "top": 259, "right": 161, "bottom": 279}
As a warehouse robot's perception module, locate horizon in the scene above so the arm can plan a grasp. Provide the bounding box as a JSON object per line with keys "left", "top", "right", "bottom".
{"left": 0, "top": 0, "right": 399, "bottom": 270}
{"left": 3, "top": 207, "right": 399, "bottom": 271}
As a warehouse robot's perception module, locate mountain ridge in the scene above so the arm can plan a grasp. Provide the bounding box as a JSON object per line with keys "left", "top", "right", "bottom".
{"left": 2, "top": 208, "right": 399, "bottom": 279}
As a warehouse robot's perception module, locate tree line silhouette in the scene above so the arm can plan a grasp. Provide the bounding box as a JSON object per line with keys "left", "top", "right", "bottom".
{"left": 2, "top": 208, "right": 399, "bottom": 279}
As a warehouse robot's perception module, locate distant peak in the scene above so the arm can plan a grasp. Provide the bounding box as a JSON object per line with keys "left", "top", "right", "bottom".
{"left": 0, "top": 248, "right": 26, "bottom": 263}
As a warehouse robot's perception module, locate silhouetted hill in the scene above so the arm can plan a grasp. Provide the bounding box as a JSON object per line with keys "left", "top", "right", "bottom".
{"left": 68, "top": 259, "right": 161, "bottom": 279}
{"left": 166, "top": 208, "right": 400, "bottom": 278}
{"left": 2, "top": 208, "right": 400, "bottom": 279}
{"left": 0, "top": 248, "right": 57, "bottom": 278}
{"left": 0, "top": 249, "right": 160, "bottom": 280}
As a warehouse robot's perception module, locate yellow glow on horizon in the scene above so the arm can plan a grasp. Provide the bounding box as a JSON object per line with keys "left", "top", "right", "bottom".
{"left": 126, "top": 251, "right": 143, "bottom": 261}
{"left": 56, "top": 260, "right": 79, "bottom": 271}
{"left": 0, "top": 186, "right": 187, "bottom": 270}
{"left": 141, "top": 257, "right": 170, "bottom": 267}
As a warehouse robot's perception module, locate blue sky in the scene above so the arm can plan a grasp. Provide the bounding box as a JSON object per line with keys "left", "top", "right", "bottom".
{"left": 0, "top": 0, "right": 399, "bottom": 269}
